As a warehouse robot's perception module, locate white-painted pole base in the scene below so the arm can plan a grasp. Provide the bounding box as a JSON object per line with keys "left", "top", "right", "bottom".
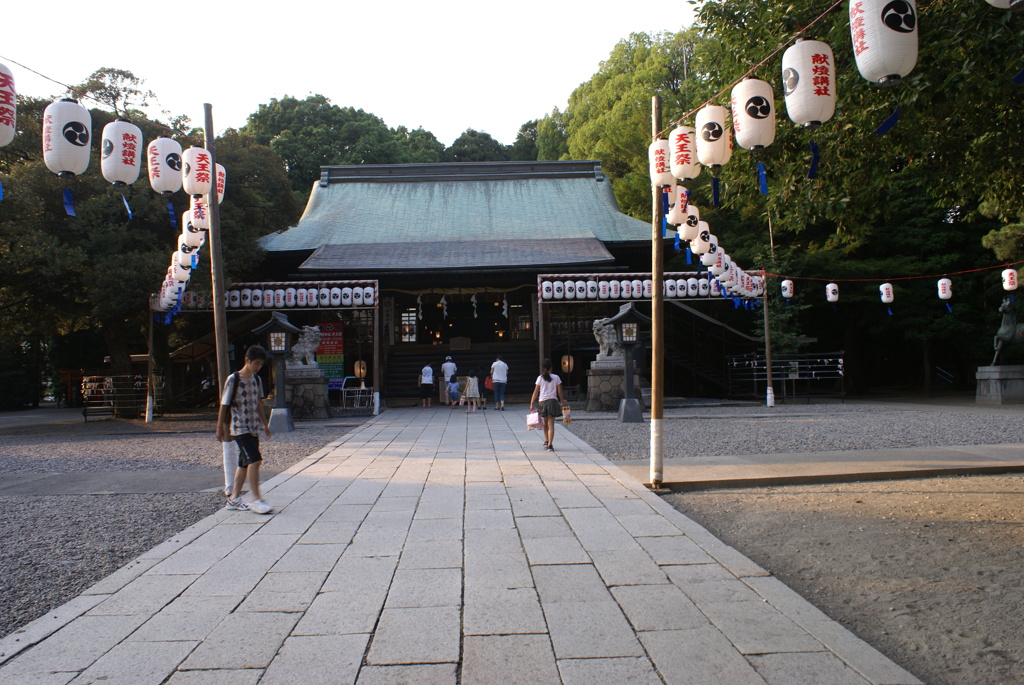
{"left": 373, "top": 392, "right": 380, "bottom": 416}
{"left": 766, "top": 387, "right": 776, "bottom": 407}
{"left": 650, "top": 417, "right": 663, "bottom": 486}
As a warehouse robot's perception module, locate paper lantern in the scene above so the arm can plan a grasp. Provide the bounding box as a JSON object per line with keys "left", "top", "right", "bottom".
{"left": 341, "top": 287, "right": 354, "bottom": 306}
{"left": 0, "top": 62, "right": 16, "bottom": 148}
{"left": 599, "top": 281, "right": 610, "bottom": 299}
{"left": 249, "top": 289, "right": 262, "bottom": 308}
{"left": 690, "top": 221, "right": 712, "bottom": 255}
{"left": 631, "top": 279, "right": 643, "bottom": 298}
{"left": 666, "top": 279, "right": 678, "bottom": 297}
{"left": 182, "top": 215, "right": 206, "bottom": 247}
{"left": 669, "top": 126, "right": 701, "bottom": 180}
{"left": 686, "top": 278, "right": 699, "bottom": 297}
{"left": 260, "top": 288, "right": 273, "bottom": 308}
{"left": 676, "top": 278, "right": 688, "bottom": 296}
{"left": 147, "top": 137, "right": 183, "bottom": 194}
{"left": 648, "top": 138, "right": 673, "bottom": 186}
{"left": 666, "top": 185, "right": 688, "bottom": 225}
{"left": 731, "top": 79, "right": 776, "bottom": 150}
{"left": 215, "top": 163, "right": 226, "bottom": 204}
{"left": 353, "top": 287, "right": 364, "bottom": 306}
{"left": 564, "top": 280, "right": 576, "bottom": 300}
{"left": 781, "top": 280, "right": 795, "bottom": 298}
{"left": 362, "top": 286, "right": 375, "bottom": 304}
{"left": 879, "top": 282, "right": 894, "bottom": 303}
{"left": 710, "top": 279, "right": 722, "bottom": 297}
{"left": 172, "top": 262, "right": 191, "bottom": 283}
{"left": 826, "top": 283, "right": 839, "bottom": 302}
{"left": 284, "top": 287, "right": 296, "bottom": 307}
{"left": 609, "top": 280, "right": 621, "bottom": 298}
{"left": 228, "top": 290, "right": 241, "bottom": 308}
{"left": 240, "top": 289, "right": 252, "bottom": 307}
{"left": 316, "top": 288, "right": 328, "bottom": 306}
{"left": 623, "top": 280, "right": 635, "bottom": 298}
{"left": 273, "top": 289, "right": 285, "bottom": 308}
{"left": 541, "top": 280, "right": 553, "bottom": 299}
{"left": 643, "top": 280, "right": 653, "bottom": 298}
{"left": 986, "top": 0, "right": 1018, "bottom": 7}
{"left": 182, "top": 146, "right": 214, "bottom": 196}
{"left": 586, "top": 280, "right": 599, "bottom": 299}
{"left": 305, "top": 287, "right": 316, "bottom": 306}
{"left": 42, "top": 99, "right": 91, "bottom": 177}
{"left": 681, "top": 204, "right": 700, "bottom": 241}
{"left": 100, "top": 118, "right": 143, "bottom": 186}
{"left": 553, "top": 281, "right": 565, "bottom": 299}
{"left": 1003, "top": 269, "right": 1019, "bottom": 291}
{"left": 173, "top": 250, "right": 193, "bottom": 269}
{"left": 695, "top": 105, "right": 731, "bottom": 169}
{"left": 850, "top": 0, "right": 918, "bottom": 86}
{"left": 698, "top": 279, "right": 710, "bottom": 297}
{"left": 782, "top": 39, "right": 836, "bottom": 129}
{"left": 937, "top": 278, "right": 952, "bottom": 300}
{"left": 190, "top": 196, "right": 210, "bottom": 230}
{"left": 575, "top": 280, "right": 587, "bottom": 300}
{"left": 296, "top": 289, "right": 307, "bottom": 307}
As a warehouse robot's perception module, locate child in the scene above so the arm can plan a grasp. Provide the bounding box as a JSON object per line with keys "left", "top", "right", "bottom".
{"left": 463, "top": 369, "right": 480, "bottom": 413}
{"left": 528, "top": 358, "right": 565, "bottom": 451}
{"left": 447, "top": 375, "right": 460, "bottom": 409}
{"left": 215, "top": 345, "right": 273, "bottom": 514}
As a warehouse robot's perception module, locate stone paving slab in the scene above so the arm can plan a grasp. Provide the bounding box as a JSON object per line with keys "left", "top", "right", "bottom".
{"left": 0, "top": 408, "right": 923, "bottom": 684}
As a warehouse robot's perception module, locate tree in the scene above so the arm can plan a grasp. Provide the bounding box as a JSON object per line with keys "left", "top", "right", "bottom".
{"left": 443, "top": 129, "right": 510, "bottom": 162}
{"left": 509, "top": 120, "right": 538, "bottom": 161}
{"left": 395, "top": 126, "right": 445, "bottom": 163}
{"left": 536, "top": 110, "right": 569, "bottom": 161}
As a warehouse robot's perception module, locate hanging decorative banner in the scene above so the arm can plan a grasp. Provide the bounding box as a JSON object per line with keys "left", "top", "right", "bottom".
{"left": 849, "top": 0, "right": 919, "bottom": 87}
{"left": 0, "top": 61, "right": 15, "bottom": 148}
{"left": 782, "top": 39, "right": 836, "bottom": 129}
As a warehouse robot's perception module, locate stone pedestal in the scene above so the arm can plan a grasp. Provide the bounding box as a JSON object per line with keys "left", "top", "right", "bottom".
{"left": 285, "top": 366, "right": 331, "bottom": 419}
{"left": 976, "top": 365, "right": 1024, "bottom": 405}
{"left": 586, "top": 367, "right": 644, "bottom": 412}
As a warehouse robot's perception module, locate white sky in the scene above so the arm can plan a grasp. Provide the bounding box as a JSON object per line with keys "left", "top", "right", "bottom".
{"left": 3, "top": 1, "right": 694, "bottom": 147}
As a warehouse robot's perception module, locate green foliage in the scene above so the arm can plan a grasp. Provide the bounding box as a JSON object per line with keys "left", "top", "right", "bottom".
{"left": 443, "top": 129, "right": 510, "bottom": 162}
{"left": 394, "top": 126, "right": 445, "bottom": 163}
{"left": 509, "top": 120, "right": 538, "bottom": 161}
{"left": 536, "top": 110, "right": 569, "bottom": 161}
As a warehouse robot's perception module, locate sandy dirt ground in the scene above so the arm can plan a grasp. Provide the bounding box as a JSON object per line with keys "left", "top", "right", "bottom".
{"left": 665, "top": 475, "right": 1024, "bottom": 685}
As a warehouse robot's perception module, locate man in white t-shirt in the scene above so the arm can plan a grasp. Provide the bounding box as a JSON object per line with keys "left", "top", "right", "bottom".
{"left": 441, "top": 356, "right": 457, "bottom": 403}
{"left": 490, "top": 355, "right": 509, "bottom": 410}
{"left": 418, "top": 363, "right": 434, "bottom": 408}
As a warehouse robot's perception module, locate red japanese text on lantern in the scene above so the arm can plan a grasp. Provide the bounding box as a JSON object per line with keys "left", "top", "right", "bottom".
{"left": 672, "top": 135, "right": 692, "bottom": 164}
{"left": 43, "top": 114, "right": 53, "bottom": 152}
{"left": 652, "top": 148, "right": 668, "bottom": 173}
{"left": 850, "top": 2, "right": 869, "bottom": 56}
{"left": 149, "top": 148, "right": 161, "bottom": 177}
{"left": 0, "top": 72, "right": 12, "bottom": 90}
{"left": 193, "top": 152, "right": 211, "bottom": 184}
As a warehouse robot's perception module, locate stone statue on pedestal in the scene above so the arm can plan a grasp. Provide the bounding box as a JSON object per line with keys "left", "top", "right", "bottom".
{"left": 592, "top": 319, "right": 624, "bottom": 363}
{"left": 289, "top": 326, "right": 321, "bottom": 367}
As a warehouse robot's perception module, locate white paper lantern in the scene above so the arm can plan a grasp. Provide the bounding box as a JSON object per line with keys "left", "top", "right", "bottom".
{"left": 666, "top": 185, "right": 689, "bottom": 225}
{"left": 240, "top": 289, "right": 252, "bottom": 307}
{"left": 850, "top": 0, "right": 918, "bottom": 86}
{"left": 284, "top": 287, "right": 296, "bottom": 307}
{"left": 190, "top": 196, "right": 210, "bottom": 230}
{"left": 685, "top": 278, "right": 699, "bottom": 297}
{"left": 101, "top": 119, "right": 143, "bottom": 186}
{"left": 1003, "top": 269, "right": 1019, "bottom": 291}
{"left": 609, "top": 280, "right": 621, "bottom": 298}
{"left": 669, "top": 126, "right": 701, "bottom": 181}
{"left": 695, "top": 105, "right": 731, "bottom": 169}
{"left": 353, "top": 287, "right": 364, "bottom": 306}
{"left": 648, "top": 138, "right": 674, "bottom": 186}
{"left": 182, "top": 146, "right": 214, "bottom": 196}
{"left": 272, "top": 289, "right": 285, "bottom": 308}
{"left": 553, "top": 281, "right": 565, "bottom": 299}
{"left": 681, "top": 204, "right": 701, "bottom": 241}
{"left": 172, "top": 263, "right": 191, "bottom": 282}
{"left": 564, "top": 280, "right": 576, "bottom": 300}
{"left": 586, "top": 280, "right": 599, "bottom": 299}
{"left": 643, "top": 280, "right": 653, "bottom": 298}
{"left": 690, "top": 221, "right": 712, "bottom": 255}
{"left": 826, "top": 283, "right": 839, "bottom": 302}
{"left": 541, "top": 280, "right": 553, "bottom": 299}
{"left": 666, "top": 279, "right": 678, "bottom": 297}
{"left": 295, "top": 289, "right": 307, "bottom": 307}
{"left": 147, "top": 136, "right": 183, "bottom": 194}
{"left": 173, "top": 250, "right": 193, "bottom": 269}
{"left": 879, "top": 282, "right": 895, "bottom": 303}
{"left": 228, "top": 290, "right": 241, "bottom": 308}
{"left": 341, "top": 287, "right": 354, "bottom": 306}
{"left": 781, "top": 280, "right": 795, "bottom": 298}
{"left": 937, "top": 278, "right": 952, "bottom": 300}
{"left": 0, "top": 62, "right": 15, "bottom": 148}
{"left": 42, "top": 99, "right": 91, "bottom": 177}
{"left": 215, "top": 163, "right": 226, "bottom": 204}
{"left": 731, "top": 79, "right": 776, "bottom": 150}
{"left": 316, "top": 288, "right": 329, "bottom": 306}
{"left": 698, "top": 279, "right": 710, "bottom": 297}
{"left": 782, "top": 39, "right": 837, "bottom": 129}
{"left": 362, "top": 286, "right": 375, "bottom": 304}
{"left": 675, "top": 278, "right": 688, "bottom": 296}
{"left": 631, "top": 279, "right": 643, "bottom": 298}
{"left": 710, "top": 279, "right": 722, "bottom": 297}
{"left": 575, "top": 280, "right": 587, "bottom": 300}
{"left": 986, "top": 0, "right": 1018, "bottom": 7}
{"left": 709, "top": 251, "right": 727, "bottom": 277}
{"left": 599, "top": 281, "right": 610, "bottom": 299}
{"left": 262, "top": 288, "right": 275, "bottom": 308}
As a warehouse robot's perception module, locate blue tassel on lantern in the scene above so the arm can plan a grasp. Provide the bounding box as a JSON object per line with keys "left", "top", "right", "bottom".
{"left": 63, "top": 189, "right": 76, "bottom": 216}
{"left": 1013, "top": 67, "right": 1024, "bottom": 85}
{"left": 167, "top": 202, "right": 177, "bottom": 228}
{"left": 808, "top": 142, "right": 820, "bottom": 179}
{"left": 945, "top": 303, "right": 953, "bottom": 313}
{"left": 757, "top": 162, "right": 768, "bottom": 195}
{"left": 122, "top": 194, "right": 133, "bottom": 219}
{"left": 674, "top": 232, "right": 680, "bottom": 250}
{"left": 0, "top": 180, "right": 4, "bottom": 201}
{"left": 685, "top": 247, "right": 692, "bottom": 264}
{"left": 712, "top": 177, "right": 721, "bottom": 206}
{"left": 875, "top": 104, "right": 900, "bottom": 136}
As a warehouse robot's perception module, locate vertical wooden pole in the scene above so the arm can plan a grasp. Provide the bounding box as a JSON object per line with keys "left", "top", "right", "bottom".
{"left": 204, "top": 104, "right": 230, "bottom": 392}
{"left": 650, "top": 96, "right": 665, "bottom": 488}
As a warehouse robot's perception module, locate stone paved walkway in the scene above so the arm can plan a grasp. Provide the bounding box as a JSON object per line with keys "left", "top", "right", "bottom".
{"left": 0, "top": 408, "right": 921, "bottom": 684}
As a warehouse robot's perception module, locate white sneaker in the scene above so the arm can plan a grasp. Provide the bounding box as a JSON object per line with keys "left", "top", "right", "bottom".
{"left": 249, "top": 499, "right": 273, "bottom": 515}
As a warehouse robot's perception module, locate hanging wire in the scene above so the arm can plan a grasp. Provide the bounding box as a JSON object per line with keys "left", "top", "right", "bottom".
{"left": 657, "top": 0, "right": 845, "bottom": 139}
{"left": 763, "top": 261, "right": 1024, "bottom": 283}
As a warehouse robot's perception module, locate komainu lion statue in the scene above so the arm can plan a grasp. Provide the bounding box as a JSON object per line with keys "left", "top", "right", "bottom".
{"left": 593, "top": 319, "right": 624, "bottom": 360}
{"left": 289, "top": 325, "right": 321, "bottom": 365}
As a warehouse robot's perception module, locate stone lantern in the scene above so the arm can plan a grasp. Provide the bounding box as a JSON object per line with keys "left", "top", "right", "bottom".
{"left": 253, "top": 311, "right": 301, "bottom": 433}
{"left": 605, "top": 303, "right": 652, "bottom": 423}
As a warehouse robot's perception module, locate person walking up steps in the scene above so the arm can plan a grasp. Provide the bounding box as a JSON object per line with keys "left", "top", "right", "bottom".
{"left": 215, "top": 345, "right": 273, "bottom": 514}
{"left": 529, "top": 358, "right": 564, "bottom": 451}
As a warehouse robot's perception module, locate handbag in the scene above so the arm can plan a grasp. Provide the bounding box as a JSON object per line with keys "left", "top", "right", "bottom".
{"left": 526, "top": 411, "right": 542, "bottom": 430}
{"left": 484, "top": 376, "right": 494, "bottom": 390}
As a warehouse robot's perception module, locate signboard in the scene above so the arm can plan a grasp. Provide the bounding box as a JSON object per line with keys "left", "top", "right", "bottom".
{"left": 316, "top": 321, "right": 346, "bottom": 390}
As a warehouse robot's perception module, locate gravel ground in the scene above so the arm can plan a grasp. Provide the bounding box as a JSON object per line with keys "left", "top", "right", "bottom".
{"left": 0, "top": 413, "right": 362, "bottom": 640}
{"left": 565, "top": 400, "right": 1024, "bottom": 685}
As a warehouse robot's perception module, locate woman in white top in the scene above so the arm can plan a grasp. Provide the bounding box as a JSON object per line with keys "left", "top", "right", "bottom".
{"left": 529, "top": 358, "right": 564, "bottom": 451}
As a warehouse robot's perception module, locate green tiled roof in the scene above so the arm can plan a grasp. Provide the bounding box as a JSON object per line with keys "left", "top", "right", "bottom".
{"left": 260, "top": 162, "right": 653, "bottom": 271}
